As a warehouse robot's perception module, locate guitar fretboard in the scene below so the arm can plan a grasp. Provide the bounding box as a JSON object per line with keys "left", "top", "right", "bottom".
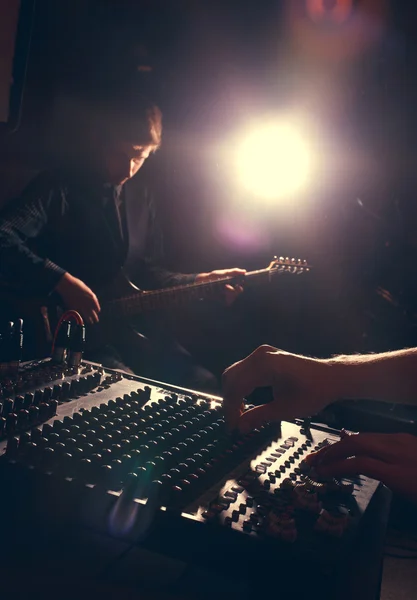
{"left": 103, "top": 258, "right": 310, "bottom": 319}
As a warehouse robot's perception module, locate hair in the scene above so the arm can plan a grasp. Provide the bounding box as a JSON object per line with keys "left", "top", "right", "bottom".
{"left": 92, "top": 89, "right": 163, "bottom": 151}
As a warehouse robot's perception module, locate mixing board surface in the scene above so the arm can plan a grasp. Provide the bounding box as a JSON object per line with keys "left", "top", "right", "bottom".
{"left": 0, "top": 359, "right": 381, "bottom": 573}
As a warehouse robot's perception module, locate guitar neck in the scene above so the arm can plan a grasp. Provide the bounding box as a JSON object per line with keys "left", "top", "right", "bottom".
{"left": 104, "top": 259, "right": 310, "bottom": 319}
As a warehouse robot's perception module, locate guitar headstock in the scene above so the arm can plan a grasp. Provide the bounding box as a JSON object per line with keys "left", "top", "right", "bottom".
{"left": 267, "top": 256, "right": 311, "bottom": 274}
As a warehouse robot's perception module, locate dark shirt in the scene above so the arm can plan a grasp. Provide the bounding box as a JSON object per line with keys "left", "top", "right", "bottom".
{"left": 0, "top": 170, "right": 196, "bottom": 297}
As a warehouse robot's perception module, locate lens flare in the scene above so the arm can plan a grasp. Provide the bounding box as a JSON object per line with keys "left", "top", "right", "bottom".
{"left": 235, "top": 123, "right": 312, "bottom": 200}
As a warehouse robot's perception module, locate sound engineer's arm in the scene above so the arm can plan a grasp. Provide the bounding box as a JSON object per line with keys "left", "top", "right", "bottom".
{"left": 222, "top": 345, "right": 417, "bottom": 433}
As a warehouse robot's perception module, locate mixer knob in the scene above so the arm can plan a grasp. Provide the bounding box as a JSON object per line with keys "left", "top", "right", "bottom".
{"left": 42, "top": 423, "right": 54, "bottom": 437}
{"left": 0, "top": 416, "right": 7, "bottom": 436}
{"left": 39, "top": 403, "right": 50, "bottom": 420}
{"left": 6, "top": 436, "right": 19, "bottom": 457}
{"left": 24, "top": 442, "right": 38, "bottom": 462}
{"left": 52, "top": 384, "right": 62, "bottom": 400}
{"left": 29, "top": 406, "right": 39, "bottom": 422}
{"left": 17, "top": 409, "right": 29, "bottom": 429}
{"left": 169, "top": 468, "right": 181, "bottom": 483}
{"left": 69, "top": 379, "right": 80, "bottom": 397}
{"left": 19, "top": 431, "right": 31, "bottom": 448}
{"left": 2, "top": 398, "right": 13, "bottom": 416}
{"left": 53, "top": 419, "right": 64, "bottom": 431}
{"left": 23, "top": 393, "right": 34, "bottom": 409}
{"left": 41, "top": 447, "right": 56, "bottom": 469}
{"left": 5, "top": 412, "right": 17, "bottom": 434}
{"left": 33, "top": 390, "right": 43, "bottom": 406}
{"left": 49, "top": 400, "right": 58, "bottom": 417}
{"left": 31, "top": 428, "right": 42, "bottom": 443}
{"left": 48, "top": 432, "right": 60, "bottom": 446}
{"left": 86, "top": 374, "right": 96, "bottom": 390}
{"left": 43, "top": 387, "right": 53, "bottom": 402}
{"left": 78, "top": 458, "right": 93, "bottom": 481}
{"left": 13, "top": 395, "right": 24, "bottom": 412}
{"left": 61, "top": 381, "right": 71, "bottom": 400}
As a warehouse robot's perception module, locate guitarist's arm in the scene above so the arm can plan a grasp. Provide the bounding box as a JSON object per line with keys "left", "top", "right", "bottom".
{"left": 0, "top": 173, "right": 100, "bottom": 324}
{"left": 135, "top": 259, "right": 245, "bottom": 305}
{"left": 134, "top": 257, "right": 198, "bottom": 289}
{"left": 0, "top": 173, "right": 67, "bottom": 295}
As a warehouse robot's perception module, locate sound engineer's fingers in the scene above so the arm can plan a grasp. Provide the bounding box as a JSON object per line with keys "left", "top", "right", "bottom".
{"left": 315, "top": 455, "right": 389, "bottom": 482}
{"left": 222, "top": 345, "right": 279, "bottom": 431}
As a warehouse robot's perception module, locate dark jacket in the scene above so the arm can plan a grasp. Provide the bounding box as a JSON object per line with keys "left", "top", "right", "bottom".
{"left": 0, "top": 170, "right": 196, "bottom": 298}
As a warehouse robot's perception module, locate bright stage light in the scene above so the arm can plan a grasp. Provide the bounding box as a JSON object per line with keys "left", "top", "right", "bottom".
{"left": 235, "top": 122, "right": 313, "bottom": 201}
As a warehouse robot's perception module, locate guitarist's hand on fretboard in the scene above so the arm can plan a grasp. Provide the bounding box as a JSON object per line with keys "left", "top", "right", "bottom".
{"left": 195, "top": 268, "right": 246, "bottom": 306}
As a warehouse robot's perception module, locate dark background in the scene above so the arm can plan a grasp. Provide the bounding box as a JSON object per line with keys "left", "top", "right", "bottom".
{"left": 2, "top": 0, "right": 417, "bottom": 379}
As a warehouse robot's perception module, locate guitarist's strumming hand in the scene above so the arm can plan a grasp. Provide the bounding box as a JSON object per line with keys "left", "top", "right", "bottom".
{"left": 55, "top": 272, "right": 101, "bottom": 325}
{"left": 195, "top": 268, "right": 246, "bottom": 306}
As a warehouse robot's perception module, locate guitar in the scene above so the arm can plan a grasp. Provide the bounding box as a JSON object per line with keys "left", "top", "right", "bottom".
{"left": 0, "top": 256, "right": 311, "bottom": 353}
{"left": 99, "top": 256, "right": 311, "bottom": 320}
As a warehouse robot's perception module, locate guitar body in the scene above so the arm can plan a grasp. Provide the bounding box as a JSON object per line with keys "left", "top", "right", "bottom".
{"left": 98, "top": 269, "right": 142, "bottom": 302}
{"left": 86, "top": 271, "right": 148, "bottom": 354}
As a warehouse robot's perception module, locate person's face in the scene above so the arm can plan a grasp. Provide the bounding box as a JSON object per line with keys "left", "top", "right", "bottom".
{"left": 103, "top": 142, "right": 153, "bottom": 185}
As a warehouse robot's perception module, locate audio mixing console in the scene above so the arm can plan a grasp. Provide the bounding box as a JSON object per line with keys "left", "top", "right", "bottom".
{"left": 0, "top": 357, "right": 382, "bottom": 576}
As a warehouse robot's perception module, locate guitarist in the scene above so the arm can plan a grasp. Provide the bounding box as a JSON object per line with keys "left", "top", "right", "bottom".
{"left": 0, "top": 90, "right": 244, "bottom": 390}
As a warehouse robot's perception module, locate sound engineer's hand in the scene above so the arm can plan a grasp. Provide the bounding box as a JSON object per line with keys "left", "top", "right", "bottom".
{"left": 222, "top": 345, "right": 339, "bottom": 433}
{"left": 56, "top": 272, "right": 101, "bottom": 325}
{"left": 306, "top": 431, "right": 417, "bottom": 503}
{"left": 196, "top": 268, "right": 246, "bottom": 306}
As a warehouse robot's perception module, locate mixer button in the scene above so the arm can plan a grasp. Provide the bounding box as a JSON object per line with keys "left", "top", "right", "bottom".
{"left": 263, "top": 480, "right": 271, "bottom": 490}
{"left": 210, "top": 502, "right": 227, "bottom": 513}
{"left": 232, "top": 510, "right": 240, "bottom": 522}
{"left": 242, "top": 520, "right": 252, "bottom": 532}
{"left": 246, "top": 497, "right": 254, "bottom": 507}
{"left": 255, "top": 465, "right": 266, "bottom": 474}
{"left": 232, "top": 485, "right": 244, "bottom": 493}
{"left": 224, "top": 491, "right": 238, "bottom": 501}
{"left": 202, "top": 510, "right": 215, "bottom": 520}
